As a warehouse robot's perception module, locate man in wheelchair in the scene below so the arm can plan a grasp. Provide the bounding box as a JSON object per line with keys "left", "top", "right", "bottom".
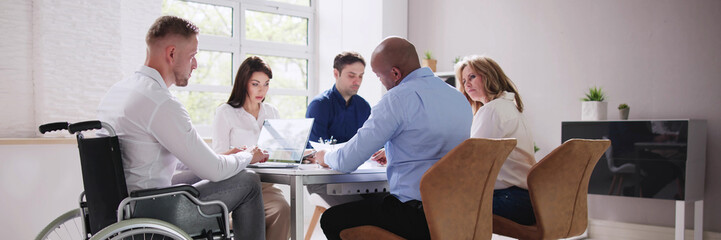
{"left": 94, "top": 15, "right": 268, "bottom": 239}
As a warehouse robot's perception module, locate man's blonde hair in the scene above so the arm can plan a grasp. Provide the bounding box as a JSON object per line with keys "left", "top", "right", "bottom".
{"left": 145, "top": 15, "right": 199, "bottom": 45}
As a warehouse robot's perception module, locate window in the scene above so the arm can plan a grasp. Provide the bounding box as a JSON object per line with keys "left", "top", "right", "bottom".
{"left": 162, "top": 0, "right": 315, "bottom": 135}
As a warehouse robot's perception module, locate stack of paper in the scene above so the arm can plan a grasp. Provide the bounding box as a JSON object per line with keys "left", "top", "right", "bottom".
{"left": 309, "top": 141, "right": 346, "bottom": 152}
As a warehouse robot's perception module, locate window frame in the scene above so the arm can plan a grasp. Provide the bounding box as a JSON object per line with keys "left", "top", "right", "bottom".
{"left": 166, "top": 0, "right": 317, "bottom": 135}
{"left": 240, "top": 2, "right": 315, "bottom": 99}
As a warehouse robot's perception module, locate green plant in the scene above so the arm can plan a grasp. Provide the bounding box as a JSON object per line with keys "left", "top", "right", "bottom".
{"left": 581, "top": 86, "right": 606, "bottom": 101}
{"left": 618, "top": 103, "right": 629, "bottom": 110}
{"left": 424, "top": 51, "right": 434, "bottom": 60}
{"left": 453, "top": 56, "right": 461, "bottom": 64}
{"left": 534, "top": 143, "right": 540, "bottom": 153}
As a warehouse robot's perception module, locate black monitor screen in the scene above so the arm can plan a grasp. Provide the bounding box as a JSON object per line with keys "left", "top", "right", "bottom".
{"left": 561, "top": 121, "right": 688, "bottom": 200}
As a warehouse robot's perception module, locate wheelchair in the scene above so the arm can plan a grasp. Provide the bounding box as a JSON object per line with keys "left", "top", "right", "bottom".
{"left": 35, "top": 121, "right": 233, "bottom": 240}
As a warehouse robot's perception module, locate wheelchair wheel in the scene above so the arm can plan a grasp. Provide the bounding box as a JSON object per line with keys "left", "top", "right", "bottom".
{"left": 89, "top": 218, "right": 192, "bottom": 240}
{"left": 35, "top": 208, "right": 86, "bottom": 240}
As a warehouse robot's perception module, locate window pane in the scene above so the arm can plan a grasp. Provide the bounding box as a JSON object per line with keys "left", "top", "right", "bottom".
{"left": 265, "top": 95, "right": 307, "bottom": 119}
{"left": 248, "top": 54, "right": 307, "bottom": 90}
{"left": 193, "top": 50, "right": 233, "bottom": 86}
{"left": 268, "top": 0, "right": 311, "bottom": 7}
{"left": 162, "top": 0, "right": 233, "bottom": 37}
{"left": 245, "top": 10, "right": 308, "bottom": 45}
{"left": 172, "top": 91, "right": 228, "bottom": 125}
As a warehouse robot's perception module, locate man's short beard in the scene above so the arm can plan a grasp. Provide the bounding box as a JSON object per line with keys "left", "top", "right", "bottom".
{"left": 174, "top": 72, "right": 189, "bottom": 87}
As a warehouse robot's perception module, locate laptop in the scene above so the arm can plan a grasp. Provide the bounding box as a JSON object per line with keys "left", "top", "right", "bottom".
{"left": 248, "top": 118, "right": 314, "bottom": 168}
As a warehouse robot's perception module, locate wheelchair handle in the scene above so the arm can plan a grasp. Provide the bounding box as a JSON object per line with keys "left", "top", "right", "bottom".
{"left": 38, "top": 122, "right": 70, "bottom": 134}
{"left": 68, "top": 120, "right": 117, "bottom": 136}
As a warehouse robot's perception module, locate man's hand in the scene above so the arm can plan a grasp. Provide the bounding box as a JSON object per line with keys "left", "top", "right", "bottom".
{"left": 371, "top": 149, "right": 387, "bottom": 165}
{"left": 222, "top": 147, "right": 241, "bottom": 155}
{"left": 222, "top": 145, "right": 247, "bottom": 155}
{"left": 310, "top": 150, "right": 329, "bottom": 168}
{"left": 302, "top": 149, "right": 316, "bottom": 164}
{"left": 248, "top": 147, "right": 269, "bottom": 164}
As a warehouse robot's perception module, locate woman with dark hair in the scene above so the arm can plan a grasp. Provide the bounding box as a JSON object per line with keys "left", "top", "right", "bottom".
{"left": 455, "top": 55, "right": 537, "bottom": 225}
{"left": 212, "top": 56, "right": 290, "bottom": 240}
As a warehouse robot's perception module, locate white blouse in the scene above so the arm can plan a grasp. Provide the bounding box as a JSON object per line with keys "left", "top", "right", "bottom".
{"left": 471, "top": 91, "right": 536, "bottom": 190}
{"left": 212, "top": 102, "right": 281, "bottom": 153}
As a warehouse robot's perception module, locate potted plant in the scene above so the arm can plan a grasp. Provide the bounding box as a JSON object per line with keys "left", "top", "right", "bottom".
{"left": 618, "top": 103, "right": 630, "bottom": 120}
{"left": 581, "top": 86, "right": 608, "bottom": 120}
{"left": 421, "top": 51, "right": 437, "bottom": 72}
{"left": 453, "top": 56, "right": 462, "bottom": 65}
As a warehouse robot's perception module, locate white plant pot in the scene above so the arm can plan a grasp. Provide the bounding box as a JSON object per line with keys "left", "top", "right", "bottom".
{"left": 581, "top": 101, "right": 607, "bottom": 120}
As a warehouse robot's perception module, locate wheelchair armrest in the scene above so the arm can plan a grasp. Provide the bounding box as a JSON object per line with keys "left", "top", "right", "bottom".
{"left": 130, "top": 184, "right": 200, "bottom": 198}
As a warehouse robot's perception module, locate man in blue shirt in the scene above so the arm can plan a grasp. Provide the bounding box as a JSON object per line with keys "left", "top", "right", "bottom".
{"left": 305, "top": 52, "right": 375, "bottom": 207}
{"left": 312, "top": 37, "right": 472, "bottom": 240}
{"left": 306, "top": 51, "right": 371, "bottom": 148}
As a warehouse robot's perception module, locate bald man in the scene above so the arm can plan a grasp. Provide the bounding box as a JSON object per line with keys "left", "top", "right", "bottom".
{"left": 97, "top": 16, "right": 266, "bottom": 239}
{"left": 312, "top": 37, "right": 473, "bottom": 239}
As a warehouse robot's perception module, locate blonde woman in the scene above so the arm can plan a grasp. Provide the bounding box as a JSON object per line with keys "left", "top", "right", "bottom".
{"left": 456, "top": 55, "right": 536, "bottom": 225}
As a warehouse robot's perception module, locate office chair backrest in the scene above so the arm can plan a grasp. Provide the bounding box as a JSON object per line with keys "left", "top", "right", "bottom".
{"left": 73, "top": 122, "right": 129, "bottom": 234}
{"left": 420, "top": 138, "right": 516, "bottom": 240}
{"left": 527, "top": 139, "right": 610, "bottom": 238}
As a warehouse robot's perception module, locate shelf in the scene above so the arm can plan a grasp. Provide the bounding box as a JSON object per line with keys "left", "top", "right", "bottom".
{"left": 435, "top": 71, "right": 454, "bottom": 78}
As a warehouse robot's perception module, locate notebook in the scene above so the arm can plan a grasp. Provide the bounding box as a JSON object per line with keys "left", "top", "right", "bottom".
{"left": 248, "top": 118, "right": 314, "bottom": 168}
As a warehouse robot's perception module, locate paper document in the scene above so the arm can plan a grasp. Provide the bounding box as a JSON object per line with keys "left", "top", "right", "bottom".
{"left": 309, "top": 141, "right": 346, "bottom": 152}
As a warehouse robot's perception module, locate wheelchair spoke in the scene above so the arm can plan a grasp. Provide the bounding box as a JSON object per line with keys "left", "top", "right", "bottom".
{"left": 73, "top": 218, "right": 81, "bottom": 238}
{"left": 52, "top": 230, "right": 62, "bottom": 239}
{"left": 37, "top": 209, "right": 85, "bottom": 240}
{"left": 63, "top": 222, "right": 73, "bottom": 238}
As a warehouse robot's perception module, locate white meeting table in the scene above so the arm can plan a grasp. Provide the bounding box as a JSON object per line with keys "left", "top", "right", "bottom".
{"left": 250, "top": 165, "right": 388, "bottom": 240}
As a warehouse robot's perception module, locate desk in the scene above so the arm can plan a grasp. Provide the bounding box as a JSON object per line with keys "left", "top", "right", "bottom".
{"left": 251, "top": 166, "right": 387, "bottom": 240}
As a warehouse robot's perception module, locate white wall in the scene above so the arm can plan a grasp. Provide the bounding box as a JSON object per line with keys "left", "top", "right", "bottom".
{"left": 0, "top": 143, "right": 84, "bottom": 239}
{"left": 0, "top": 0, "right": 159, "bottom": 138}
{"left": 408, "top": 0, "right": 721, "bottom": 232}
{"left": 316, "top": 0, "right": 407, "bottom": 106}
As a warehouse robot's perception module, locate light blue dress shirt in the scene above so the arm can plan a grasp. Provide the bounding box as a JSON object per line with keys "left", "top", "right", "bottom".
{"left": 325, "top": 67, "right": 472, "bottom": 202}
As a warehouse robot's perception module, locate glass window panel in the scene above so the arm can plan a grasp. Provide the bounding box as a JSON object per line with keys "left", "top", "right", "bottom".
{"left": 245, "top": 10, "right": 308, "bottom": 45}
{"left": 162, "top": 0, "right": 233, "bottom": 37}
{"left": 193, "top": 50, "right": 233, "bottom": 86}
{"left": 172, "top": 91, "right": 229, "bottom": 125}
{"left": 248, "top": 54, "right": 307, "bottom": 90}
{"left": 265, "top": 95, "right": 307, "bottom": 119}
{"left": 268, "top": 0, "right": 311, "bottom": 7}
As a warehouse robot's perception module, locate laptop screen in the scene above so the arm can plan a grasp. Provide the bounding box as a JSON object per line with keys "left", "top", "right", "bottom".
{"left": 256, "top": 118, "right": 314, "bottom": 163}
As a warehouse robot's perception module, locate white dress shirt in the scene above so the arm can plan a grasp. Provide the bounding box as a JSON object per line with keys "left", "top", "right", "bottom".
{"left": 471, "top": 91, "right": 536, "bottom": 190}
{"left": 212, "top": 103, "right": 280, "bottom": 152}
{"left": 212, "top": 103, "right": 280, "bottom": 190}
{"left": 97, "top": 66, "right": 252, "bottom": 192}
{"left": 325, "top": 67, "right": 472, "bottom": 202}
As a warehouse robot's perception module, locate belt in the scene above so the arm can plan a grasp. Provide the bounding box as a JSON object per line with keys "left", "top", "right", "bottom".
{"left": 406, "top": 200, "right": 423, "bottom": 210}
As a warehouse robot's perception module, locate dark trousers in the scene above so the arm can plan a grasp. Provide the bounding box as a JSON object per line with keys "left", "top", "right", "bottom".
{"left": 320, "top": 194, "right": 430, "bottom": 240}
{"left": 493, "top": 186, "right": 536, "bottom": 225}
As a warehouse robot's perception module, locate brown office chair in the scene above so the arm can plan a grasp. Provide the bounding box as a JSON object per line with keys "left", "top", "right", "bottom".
{"left": 304, "top": 193, "right": 329, "bottom": 240}
{"left": 493, "top": 139, "right": 610, "bottom": 240}
{"left": 339, "top": 138, "right": 517, "bottom": 240}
